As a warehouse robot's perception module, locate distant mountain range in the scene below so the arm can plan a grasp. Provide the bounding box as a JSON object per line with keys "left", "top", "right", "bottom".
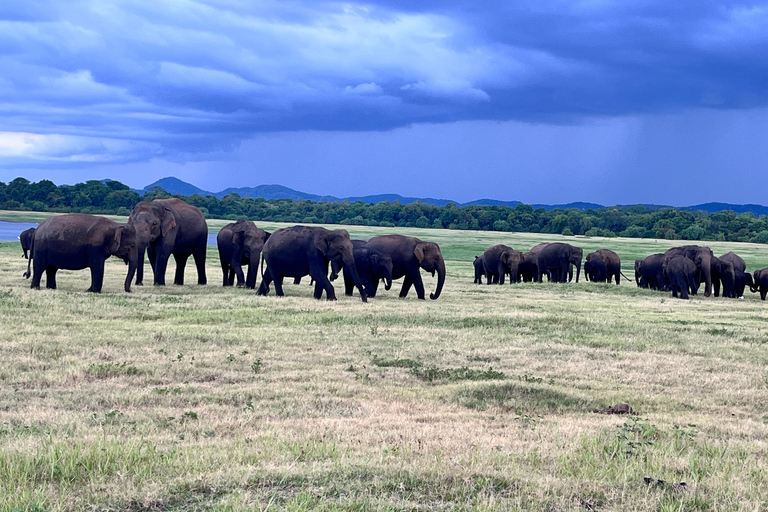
{"left": 133, "top": 177, "right": 768, "bottom": 216}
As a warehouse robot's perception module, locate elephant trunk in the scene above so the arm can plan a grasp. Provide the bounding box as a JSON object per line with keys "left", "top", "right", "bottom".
{"left": 383, "top": 267, "right": 392, "bottom": 291}
{"left": 575, "top": 259, "right": 581, "bottom": 283}
{"left": 329, "top": 259, "right": 342, "bottom": 282}
{"left": 124, "top": 248, "right": 138, "bottom": 293}
{"left": 430, "top": 258, "right": 446, "bottom": 300}
{"left": 245, "top": 252, "right": 260, "bottom": 289}
{"left": 342, "top": 253, "right": 367, "bottom": 302}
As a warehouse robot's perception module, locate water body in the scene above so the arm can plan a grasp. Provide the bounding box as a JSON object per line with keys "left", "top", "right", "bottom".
{"left": 0, "top": 220, "right": 220, "bottom": 246}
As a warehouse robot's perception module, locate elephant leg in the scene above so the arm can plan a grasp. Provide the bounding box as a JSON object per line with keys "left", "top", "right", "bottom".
{"left": 761, "top": 287, "right": 767, "bottom": 301}
{"left": 369, "top": 279, "right": 379, "bottom": 298}
{"left": 257, "top": 267, "right": 273, "bottom": 296}
{"left": 232, "top": 260, "right": 245, "bottom": 287}
{"left": 310, "top": 263, "right": 336, "bottom": 301}
{"left": 88, "top": 257, "right": 105, "bottom": 293}
{"left": 46, "top": 267, "right": 57, "bottom": 289}
{"left": 485, "top": 269, "right": 493, "bottom": 285}
{"left": 147, "top": 245, "right": 157, "bottom": 274}
{"left": 273, "top": 275, "right": 286, "bottom": 297}
{"left": 498, "top": 264, "right": 506, "bottom": 285}
{"left": 31, "top": 256, "right": 44, "bottom": 290}
{"left": 400, "top": 275, "right": 414, "bottom": 298}
{"left": 136, "top": 247, "right": 146, "bottom": 285}
{"left": 193, "top": 244, "right": 207, "bottom": 285}
{"left": 313, "top": 280, "right": 324, "bottom": 299}
{"left": 174, "top": 253, "right": 189, "bottom": 286}
{"left": 228, "top": 268, "right": 236, "bottom": 286}
{"left": 221, "top": 262, "right": 231, "bottom": 286}
{"left": 408, "top": 268, "right": 426, "bottom": 300}
{"left": 245, "top": 261, "right": 258, "bottom": 289}
{"left": 343, "top": 268, "right": 354, "bottom": 296}
{"left": 293, "top": 277, "right": 302, "bottom": 285}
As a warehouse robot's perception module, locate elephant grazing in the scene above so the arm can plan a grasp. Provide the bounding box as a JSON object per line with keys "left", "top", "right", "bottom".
{"left": 663, "top": 255, "right": 696, "bottom": 299}
{"left": 535, "top": 242, "right": 583, "bottom": 283}
{"left": 129, "top": 198, "right": 208, "bottom": 286}
{"left": 482, "top": 245, "right": 522, "bottom": 285}
{"left": 30, "top": 214, "right": 138, "bottom": 293}
{"left": 584, "top": 249, "right": 624, "bottom": 285}
{"left": 365, "top": 234, "right": 446, "bottom": 300}
{"left": 217, "top": 220, "right": 270, "bottom": 288}
{"left": 257, "top": 226, "right": 367, "bottom": 302}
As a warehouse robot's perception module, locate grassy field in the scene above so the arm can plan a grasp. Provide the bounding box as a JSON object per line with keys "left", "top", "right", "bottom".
{"left": 1, "top": 214, "right": 768, "bottom": 511}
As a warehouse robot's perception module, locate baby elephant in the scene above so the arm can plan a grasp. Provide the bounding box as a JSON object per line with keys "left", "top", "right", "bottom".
{"left": 31, "top": 214, "right": 139, "bottom": 293}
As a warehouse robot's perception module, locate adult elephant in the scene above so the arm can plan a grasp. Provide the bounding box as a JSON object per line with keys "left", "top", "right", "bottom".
{"left": 711, "top": 256, "right": 735, "bottom": 298}
{"left": 365, "top": 234, "right": 445, "bottom": 300}
{"left": 483, "top": 245, "right": 522, "bottom": 285}
{"left": 720, "top": 251, "right": 746, "bottom": 273}
{"left": 217, "top": 220, "right": 270, "bottom": 288}
{"left": 257, "top": 226, "right": 367, "bottom": 302}
{"left": 30, "top": 214, "right": 138, "bottom": 293}
{"left": 751, "top": 268, "right": 768, "bottom": 300}
{"left": 19, "top": 227, "right": 35, "bottom": 259}
{"left": 663, "top": 255, "right": 696, "bottom": 300}
{"left": 129, "top": 198, "right": 208, "bottom": 286}
{"left": 473, "top": 255, "right": 485, "bottom": 284}
{"left": 635, "top": 254, "right": 666, "bottom": 290}
{"left": 663, "top": 245, "right": 714, "bottom": 297}
{"left": 585, "top": 249, "right": 624, "bottom": 285}
{"left": 535, "top": 243, "right": 582, "bottom": 283}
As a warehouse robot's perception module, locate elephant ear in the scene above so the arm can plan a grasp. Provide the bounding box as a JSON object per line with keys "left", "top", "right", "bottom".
{"left": 414, "top": 243, "right": 426, "bottom": 263}
{"left": 314, "top": 234, "right": 330, "bottom": 256}
{"left": 161, "top": 207, "right": 177, "bottom": 237}
{"left": 231, "top": 230, "right": 244, "bottom": 247}
{"left": 111, "top": 226, "right": 124, "bottom": 253}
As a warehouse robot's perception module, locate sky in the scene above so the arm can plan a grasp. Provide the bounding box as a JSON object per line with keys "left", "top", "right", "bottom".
{"left": 1, "top": 0, "right": 767, "bottom": 206}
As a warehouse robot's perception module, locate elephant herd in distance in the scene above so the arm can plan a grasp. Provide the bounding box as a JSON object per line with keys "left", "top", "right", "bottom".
{"left": 16, "top": 198, "right": 446, "bottom": 302}
{"left": 14, "top": 197, "right": 768, "bottom": 302}
{"left": 474, "top": 242, "right": 768, "bottom": 301}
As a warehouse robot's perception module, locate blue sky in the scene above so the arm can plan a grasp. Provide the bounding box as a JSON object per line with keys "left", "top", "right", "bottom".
{"left": 1, "top": 1, "right": 767, "bottom": 205}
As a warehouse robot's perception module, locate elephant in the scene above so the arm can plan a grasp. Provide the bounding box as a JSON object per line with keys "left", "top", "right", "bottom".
{"left": 339, "top": 245, "right": 394, "bottom": 298}
{"left": 663, "top": 245, "right": 714, "bottom": 297}
{"left": 751, "top": 268, "right": 768, "bottom": 300}
{"left": 482, "top": 245, "right": 522, "bottom": 285}
{"left": 734, "top": 269, "right": 754, "bottom": 298}
{"left": 663, "top": 255, "right": 697, "bottom": 300}
{"left": 216, "top": 220, "right": 270, "bottom": 288}
{"left": 635, "top": 254, "right": 666, "bottom": 290}
{"left": 720, "top": 251, "right": 746, "bottom": 273}
{"left": 19, "top": 227, "right": 35, "bottom": 259}
{"left": 473, "top": 256, "right": 485, "bottom": 284}
{"left": 365, "top": 234, "right": 445, "bottom": 300}
{"left": 257, "top": 226, "right": 367, "bottom": 302}
{"left": 518, "top": 251, "right": 539, "bottom": 282}
{"left": 129, "top": 198, "right": 208, "bottom": 286}
{"left": 584, "top": 249, "right": 624, "bottom": 285}
{"left": 710, "top": 256, "right": 735, "bottom": 298}
{"left": 30, "top": 214, "right": 138, "bottom": 293}
{"left": 584, "top": 257, "right": 608, "bottom": 282}
{"left": 535, "top": 242, "right": 582, "bottom": 283}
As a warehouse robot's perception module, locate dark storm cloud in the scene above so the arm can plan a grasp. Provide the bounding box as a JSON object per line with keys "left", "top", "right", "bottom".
{"left": 0, "top": 0, "right": 766, "bottom": 166}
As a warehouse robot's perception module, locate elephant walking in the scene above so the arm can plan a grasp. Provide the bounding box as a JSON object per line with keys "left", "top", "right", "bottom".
{"left": 473, "top": 256, "right": 485, "bottom": 284}
{"left": 129, "top": 198, "right": 208, "bottom": 286}
{"left": 217, "top": 220, "right": 270, "bottom": 288}
{"left": 635, "top": 253, "right": 666, "bottom": 290}
{"left": 482, "top": 245, "right": 522, "bottom": 285}
{"left": 535, "top": 242, "right": 582, "bottom": 283}
{"left": 257, "top": 226, "right": 367, "bottom": 302}
{"left": 663, "top": 255, "right": 696, "bottom": 300}
{"left": 663, "top": 245, "right": 714, "bottom": 296}
{"left": 30, "top": 214, "right": 138, "bottom": 293}
{"left": 734, "top": 270, "right": 754, "bottom": 298}
{"left": 365, "top": 235, "right": 445, "bottom": 300}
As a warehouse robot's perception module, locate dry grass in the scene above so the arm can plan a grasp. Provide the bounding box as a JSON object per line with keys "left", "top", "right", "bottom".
{"left": 1, "top": 217, "right": 768, "bottom": 511}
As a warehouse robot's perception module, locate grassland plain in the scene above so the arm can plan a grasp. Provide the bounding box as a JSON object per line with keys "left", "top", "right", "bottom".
{"left": 1, "top": 213, "right": 768, "bottom": 511}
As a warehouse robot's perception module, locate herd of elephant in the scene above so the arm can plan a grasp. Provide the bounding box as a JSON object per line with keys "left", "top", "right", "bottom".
{"left": 15, "top": 198, "right": 445, "bottom": 302}
{"left": 473, "top": 242, "right": 768, "bottom": 300}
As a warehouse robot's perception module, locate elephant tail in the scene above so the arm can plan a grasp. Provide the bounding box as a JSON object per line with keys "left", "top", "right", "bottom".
{"left": 620, "top": 271, "right": 633, "bottom": 282}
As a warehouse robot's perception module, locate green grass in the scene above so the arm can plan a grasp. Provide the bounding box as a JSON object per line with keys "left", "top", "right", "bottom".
{"left": 1, "top": 214, "right": 768, "bottom": 511}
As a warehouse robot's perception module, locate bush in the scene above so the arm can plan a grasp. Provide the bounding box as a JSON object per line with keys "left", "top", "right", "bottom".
{"left": 561, "top": 227, "right": 574, "bottom": 236}
{"left": 493, "top": 220, "right": 511, "bottom": 231}
{"left": 585, "top": 227, "right": 615, "bottom": 237}
{"left": 750, "top": 230, "right": 768, "bottom": 243}
{"left": 680, "top": 224, "right": 706, "bottom": 240}
{"left": 620, "top": 226, "right": 646, "bottom": 238}
{"left": 415, "top": 216, "right": 430, "bottom": 228}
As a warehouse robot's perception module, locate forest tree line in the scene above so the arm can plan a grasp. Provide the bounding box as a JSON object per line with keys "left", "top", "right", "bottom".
{"left": 2, "top": 177, "right": 768, "bottom": 243}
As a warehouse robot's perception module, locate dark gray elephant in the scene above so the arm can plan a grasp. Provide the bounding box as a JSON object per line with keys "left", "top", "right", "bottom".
{"left": 340, "top": 245, "right": 393, "bottom": 298}
{"left": 482, "top": 245, "right": 522, "bottom": 285}
{"left": 30, "top": 214, "right": 138, "bottom": 293}
{"left": 584, "top": 257, "right": 608, "bottom": 282}
{"left": 129, "top": 198, "right": 208, "bottom": 286}
{"left": 751, "top": 268, "right": 768, "bottom": 300}
{"left": 217, "top": 220, "right": 270, "bottom": 288}
{"left": 734, "top": 270, "right": 754, "bottom": 298}
{"left": 365, "top": 234, "right": 445, "bottom": 300}
{"left": 535, "top": 242, "right": 582, "bottom": 283}
{"left": 720, "top": 251, "right": 746, "bottom": 273}
{"left": 663, "top": 255, "right": 696, "bottom": 299}
{"left": 635, "top": 254, "right": 666, "bottom": 290}
{"left": 19, "top": 227, "right": 35, "bottom": 259}
{"left": 711, "top": 256, "right": 735, "bottom": 298}
{"left": 585, "top": 249, "right": 624, "bottom": 285}
{"left": 518, "top": 251, "right": 539, "bottom": 282}
{"left": 663, "top": 245, "right": 714, "bottom": 297}
{"left": 257, "top": 226, "right": 367, "bottom": 302}
{"left": 473, "top": 256, "right": 485, "bottom": 284}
